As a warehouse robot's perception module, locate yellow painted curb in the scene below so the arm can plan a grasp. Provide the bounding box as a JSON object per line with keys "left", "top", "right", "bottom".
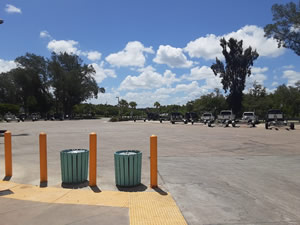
{"left": 0, "top": 181, "right": 187, "bottom": 225}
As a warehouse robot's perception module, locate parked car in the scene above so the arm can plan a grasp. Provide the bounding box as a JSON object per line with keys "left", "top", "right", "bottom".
{"left": 200, "top": 112, "right": 215, "bottom": 124}
{"left": 159, "top": 113, "right": 169, "bottom": 123}
{"left": 170, "top": 112, "right": 184, "bottom": 124}
{"left": 265, "top": 109, "right": 294, "bottom": 130}
{"left": 217, "top": 110, "right": 236, "bottom": 127}
{"left": 241, "top": 112, "right": 258, "bottom": 126}
{"left": 4, "top": 112, "right": 20, "bottom": 122}
{"left": 31, "top": 113, "right": 39, "bottom": 121}
{"left": 184, "top": 112, "right": 198, "bottom": 124}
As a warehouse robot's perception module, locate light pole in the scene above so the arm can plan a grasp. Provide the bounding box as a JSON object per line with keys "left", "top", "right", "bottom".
{"left": 116, "top": 96, "right": 120, "bottom": 118}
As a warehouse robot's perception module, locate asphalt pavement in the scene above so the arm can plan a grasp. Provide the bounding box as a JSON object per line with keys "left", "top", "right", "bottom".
{"left": 0, "top": 119, "right": 300, "bottom": 225}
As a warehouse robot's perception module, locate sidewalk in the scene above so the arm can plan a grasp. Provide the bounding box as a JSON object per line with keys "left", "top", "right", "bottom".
{"left": 0, "top": 181, "right": 187, "bottom": 225}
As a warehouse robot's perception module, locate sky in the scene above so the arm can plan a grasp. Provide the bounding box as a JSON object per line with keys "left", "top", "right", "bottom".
{"left": 1, "top": 0, "right": 300, "bottom": 107}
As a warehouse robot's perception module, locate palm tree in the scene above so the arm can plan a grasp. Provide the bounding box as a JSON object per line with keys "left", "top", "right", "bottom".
{"left": 154, "top": 101, "right": 160, "bottom": 109}
{"left": 129, "top": 101, "right": 137, "bottom": 109}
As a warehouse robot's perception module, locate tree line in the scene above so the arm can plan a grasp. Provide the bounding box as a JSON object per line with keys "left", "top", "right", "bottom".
{"left": 0, "top": 52, "right": 104, "bottom": 118}
{"left": 70, "top": 81, "right": 299, "bottom": 121}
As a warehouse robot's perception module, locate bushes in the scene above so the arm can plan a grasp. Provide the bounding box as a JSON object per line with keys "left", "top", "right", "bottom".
{"left": 0, "top": 104, "right": 20, "bottom": 116}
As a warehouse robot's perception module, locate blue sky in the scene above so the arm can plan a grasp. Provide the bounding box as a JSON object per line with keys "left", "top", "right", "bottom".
{"left": 1, "top": 0, "right": 300, "bottom": 107}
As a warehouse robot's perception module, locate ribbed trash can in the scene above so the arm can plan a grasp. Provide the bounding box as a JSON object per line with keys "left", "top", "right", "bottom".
{"left": 114, "top": 150, "right": 142, "bottom": 187}
{"left": 60, "top": 149, "right": 89, "bottom": 184}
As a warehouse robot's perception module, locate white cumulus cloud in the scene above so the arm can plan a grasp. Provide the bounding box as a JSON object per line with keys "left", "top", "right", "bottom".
{"left": 40, "top": 31, "right": 52, "bottom": 39}
{"left": 282, "top": 70, "right": 300, "bottom": 86}
{"left": 0, "top": 59, "right": 17, "bottom": 73}
{"left": 119, "top": 66, "right": 179, "bottom": 90}
{"left": 44, "top": 33, "right": 102, "bottom": 61}
{"left": 185, "top": 25, "right": 285, "bottom": 60}
{"left": 106, "top": 41, "right": 154, "bottom": 67}
{"left": 181, "top": 66, "right": 222, "bottom": 90}
{"left": 185, "top": 34, "right": 222, "bottom": 60}
{"left": 47, "top": 40, "right": 81, "bottom": 55}
{"left": 153, "top": 45, "right": 193, "bottom": 68}
{"left": 91, "top": 61, "right": 116, "bottom": 83}
{"left": 86, "top": 51, "right": 101, "bottom": 61}
{"left": 5, "top": 4, "right": 21, "bottom": 14}
{"left": 245, "top": 66, "right": 268, "bottom": 90}
{"left": 121, "top": 81, "right": 207, "bottom": 107}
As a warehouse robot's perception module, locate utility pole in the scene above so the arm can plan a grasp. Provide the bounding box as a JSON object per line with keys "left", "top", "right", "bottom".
{"left": 116, "top": 96, "right": 120, "bottom": 118}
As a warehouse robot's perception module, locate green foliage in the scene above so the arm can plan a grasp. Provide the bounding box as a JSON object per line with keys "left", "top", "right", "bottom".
{"left": 0, "top": 72, "right": 19, "bottom": 104}
{"left": 272, "top": 84, "right": 300, "bottom": 118}
{"left": 0, "top": 104, "right": 20, "bottom": 116}
{"left": 243, "top": 83, "right": 271, "bottom": 119}
{"left": 48, "top": 52, "right": 104, "bottom": 115}
{"left": 109, "top": 116, "right": 119, "bottom": 122}
{"left": 189, "top": 89, "right": 228, "bottom": 116}
{"left": 211, "top": 38, "right": 259, "bottom": 115}
{"left": 264, "top": 1, "right": 300, "bottom": 56}
{"left": 0, "top": 53, "right": 53, "bottom": 114}
{"left": 153, "top": 101, "right": 161, "bottom": 108}
{"left": 129, "top": 101, "right": 137, "bottom": 109}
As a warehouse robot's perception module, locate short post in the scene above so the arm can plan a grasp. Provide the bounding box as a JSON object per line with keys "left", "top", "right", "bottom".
{"left": 89, "top": 132, "right": 97, "bottom": 186}
{"left": 4, "top": 131, "right": 12, "bottom": 177}
{"left": 39, "top": 132, "right": 47, "bottom": 183}
{"left": 150, "top": 135, "right": 158, "bottom": 188}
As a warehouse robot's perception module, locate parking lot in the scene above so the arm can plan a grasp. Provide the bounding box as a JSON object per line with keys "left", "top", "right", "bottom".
{"left": 1, "top": 119, "right": 300, "bottom": 225}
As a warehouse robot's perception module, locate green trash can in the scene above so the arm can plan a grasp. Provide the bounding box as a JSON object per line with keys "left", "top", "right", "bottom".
{"left": 114, "top": 150, "right": 142, "bottom": 187}
{"left": 60, "top": 149, "right": 89, "bottom": 184}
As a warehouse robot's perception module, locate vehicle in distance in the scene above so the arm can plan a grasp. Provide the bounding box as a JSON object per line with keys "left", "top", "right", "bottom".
{"left": 4, "top": 112, "right": 20, "bottom": 122}
{"left": 217, "top": 110, "right": 236, "bottom": 127}
{"left": 170, "top": 112, "right": 184, "bottom": 124}
{"left": 241, "top": 112, "right": 258, "bottom": 125}
{"left": 184, "top": 112, "right": 198, "bottom": 124}
{"left": 265, "top": 109, "right": 294, "bottom": 130}
{"left": 200, "top": 112, "right": 215, "bottom": 124}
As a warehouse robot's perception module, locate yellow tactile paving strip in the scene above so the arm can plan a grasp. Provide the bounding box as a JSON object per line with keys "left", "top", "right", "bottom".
{"left": 0, "top": 181, "right": 187, "bottom": 225}
{"left": 129, "top": 192, "right": 187, "bottom": 225}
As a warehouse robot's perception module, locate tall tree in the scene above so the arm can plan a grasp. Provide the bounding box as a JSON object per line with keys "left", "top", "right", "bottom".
{"left": 153, "top": 101, "right": 161, "bottom": 109}
{"left": 129, "top": 101, "right": 137, "bottom": 109}
{"left": 2, "top": 53, "right": 52, "bottom": 114}
{"left": 0, "top": 72, "right": 18, "bottom": 105}
{"left": 211, "top": 38, "right": 259, "bottom": 115}
{"left": 264, "top": 1, "right": 300, "bottom": 56}
{"left": 48, "top": 52, "right": 104, "bottom": 115}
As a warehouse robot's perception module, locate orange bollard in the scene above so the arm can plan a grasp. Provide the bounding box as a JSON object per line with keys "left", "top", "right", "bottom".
{"left": 39, "top": 132, "right": 47, "bottom": 183}
{"left": 150, "top": 135, "right": 158, "bottom": 188}
{"left": 4, "top": 131, "right": 12, "bottom": 177}
{"left": 89, "top": 132, "right": 97, "bottom": 186}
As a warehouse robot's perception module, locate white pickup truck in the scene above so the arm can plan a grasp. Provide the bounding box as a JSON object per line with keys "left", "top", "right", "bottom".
{"left": 241, "top": 112, "right": 258, "bottom": 124}
{"left": 200, "top": 112, "right": 215, "bottom": 123}
{"left": 217, "top": 110, "right": 236, "bottom": 126}
{"left": 218, "top": 110, "right": 235, "bottom": 120}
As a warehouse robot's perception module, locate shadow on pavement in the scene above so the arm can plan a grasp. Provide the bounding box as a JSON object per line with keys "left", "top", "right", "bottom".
{"left": 61, "top": 180, "right": 89, "bottom": 189}
{"left": 153, "top": 187, "right": 168, "bottom": 196}
{"left": 117, "top": 183, "right": 147, "bottom": 192}
{"left": 90, "top": 186, "right": 101, "bottom": 193}
{"left": 12, "top": 133, "right": 30, "bottom": 137}
{"left": 40, "top": 181, "right": 48, "bottom": 188}
{"left": 0, "top": 189, "right": 14, "bottom": 196}
{"left": 3, "top": 176, "right": 11, "bottom": 181}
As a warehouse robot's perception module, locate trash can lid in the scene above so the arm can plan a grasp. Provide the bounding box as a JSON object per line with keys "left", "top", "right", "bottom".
{"left": 61, "top": 149, "right": 88, "bottom": 154}
{"left": 115, "top": 150, "right": 141, "bottom": 155}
